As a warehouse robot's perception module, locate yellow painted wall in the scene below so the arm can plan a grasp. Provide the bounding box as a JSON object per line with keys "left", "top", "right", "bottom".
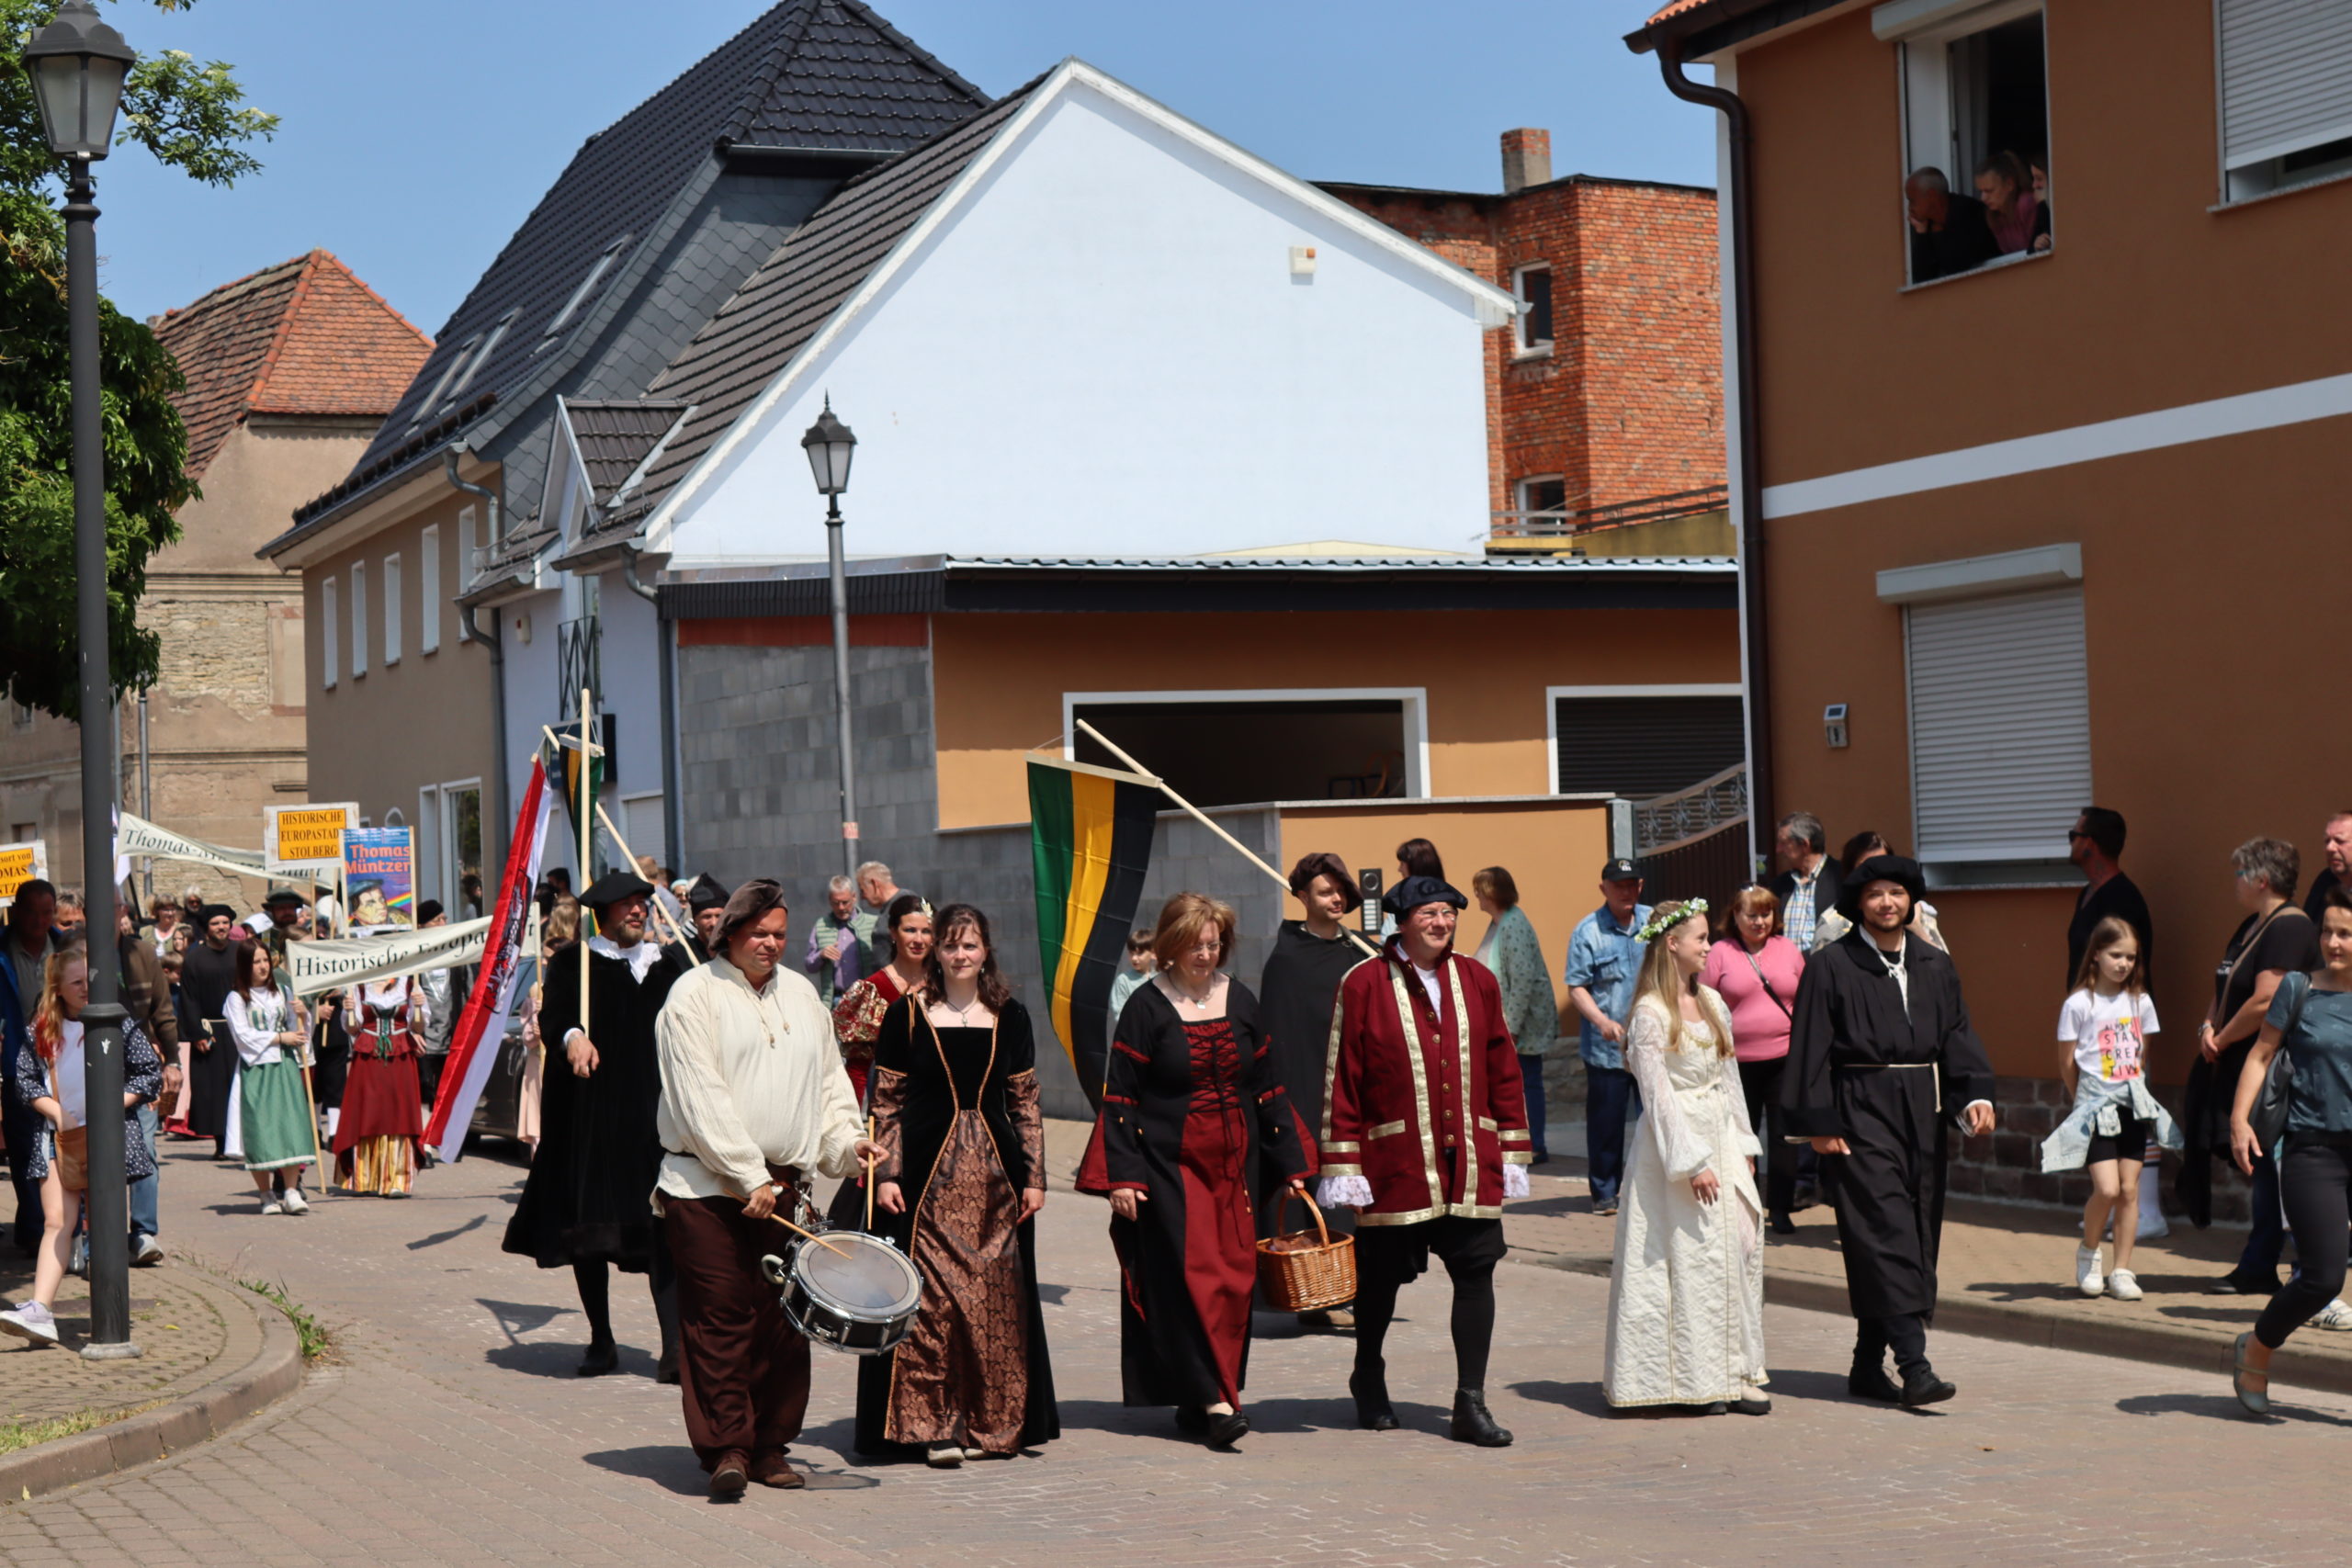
{"left": 930, "top": 606, "right": 1738, "bottom": 829}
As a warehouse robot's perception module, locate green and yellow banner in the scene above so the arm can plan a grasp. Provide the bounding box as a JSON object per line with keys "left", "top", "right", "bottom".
{"left": 1029, "top": 754, "right": 1159, "bottom": 1104}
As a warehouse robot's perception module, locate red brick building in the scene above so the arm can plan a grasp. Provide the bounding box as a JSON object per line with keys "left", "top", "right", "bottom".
{"left": 1323, "top": 130, "right": 1726, "bottom": 552}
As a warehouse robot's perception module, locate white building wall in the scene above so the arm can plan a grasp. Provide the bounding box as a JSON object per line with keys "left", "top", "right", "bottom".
{"left": 664, "top": 79, "right": 1496, "bottom": 564}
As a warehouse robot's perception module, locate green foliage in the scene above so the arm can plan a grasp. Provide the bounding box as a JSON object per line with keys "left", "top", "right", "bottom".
{"left": 237, "top": 1274, "right": 331, "bottom": 1362}
{"left": 0, "top": 1, "right": 277, "bottom": 720}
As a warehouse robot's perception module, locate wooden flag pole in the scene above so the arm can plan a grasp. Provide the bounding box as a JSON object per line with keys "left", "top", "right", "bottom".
{"left": 300, "top": 1004, "right": 332, "bottom": 1199}
{"left": 1073, "top": 719, "right": 1380, "bottom": 958}
{"left": 592, "top": 801, "right": 703, "bottom": 965}
{"left": 578, "top": 688, "right": 594, "bottom": 1043}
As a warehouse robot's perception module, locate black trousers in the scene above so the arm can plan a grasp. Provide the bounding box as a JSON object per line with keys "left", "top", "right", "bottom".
{"left": 2256, "top": 1134, "right": 2352, "bottom": 1350}
{"left": 1738, "top": 1055, "right": 1801, "bottom": 1216}
{"left": 1854, "top": 1313, "right": 1929, "bottom": 1375}
{"left": 1352, "top": 1215, "right": 1506, "bottom": 1392}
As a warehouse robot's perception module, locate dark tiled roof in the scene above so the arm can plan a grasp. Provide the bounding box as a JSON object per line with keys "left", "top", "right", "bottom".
{"left": 614, "top": 83, "right": 1039, "bottom": 525}
{"left": 152, "top": 251, "right": 432, "bottom": 479}
{"left": 344, "top": 0, "right": 987, "bottom": 479}
{"left": 564, "top": 400, "right": 689, "bottom": 506}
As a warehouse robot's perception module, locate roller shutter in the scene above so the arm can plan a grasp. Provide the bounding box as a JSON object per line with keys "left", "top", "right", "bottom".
{"left": 2219, "top": 0, "right": 2352, "bottom": 170}
{"left": 1554, "top": 696, "right": 1746, "bottom": 797}
{"left": 1905, "top": 587, "right": 2089, "bottom": 865}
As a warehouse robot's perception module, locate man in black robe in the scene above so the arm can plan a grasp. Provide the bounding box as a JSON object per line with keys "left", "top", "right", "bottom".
{"left": 503, "top": 872, "right": 686, "bottom": 1378}
{"left": 181, "top": 905, "right": 244, "bottom": 1160}
{"left": 1781, "top": 855, "right": 1996, "bottom": 1405}
{"left": 684, "top": 874, "right": 730, "bottom": 962}
{"left": 1258, "top": 851, "right": 1369, "bottom": 1328}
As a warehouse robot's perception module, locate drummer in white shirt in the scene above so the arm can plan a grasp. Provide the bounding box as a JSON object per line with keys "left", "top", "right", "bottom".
{"left": 653, "top": 877, "right": 882, "bottom": 1498}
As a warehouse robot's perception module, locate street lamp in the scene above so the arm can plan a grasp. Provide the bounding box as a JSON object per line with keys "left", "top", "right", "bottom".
{"left": 24, "top": 0, "right": 140, "bottom": 1360}
{"left": 802, "top": 400, "right": 860, "bottom": 881}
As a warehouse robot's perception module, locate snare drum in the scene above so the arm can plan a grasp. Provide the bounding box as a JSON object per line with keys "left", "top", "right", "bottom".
{"left": 760, "top": 1231, "right": 923, "bottom": 1356}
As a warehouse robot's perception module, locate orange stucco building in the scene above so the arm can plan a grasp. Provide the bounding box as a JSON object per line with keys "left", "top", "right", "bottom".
{"left": 1628, "top": 0, "right": 2352, "bottom": 1201}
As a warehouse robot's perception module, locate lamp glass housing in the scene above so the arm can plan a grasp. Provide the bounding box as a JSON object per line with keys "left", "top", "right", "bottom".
{"left": 23, "top": 4, "right": 134, "bottom": 161}
{"left": 801, "top": 407, "right": 856, "bottom": 498}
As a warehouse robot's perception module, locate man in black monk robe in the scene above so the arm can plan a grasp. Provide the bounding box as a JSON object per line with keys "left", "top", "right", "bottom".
{"left": 1781, "top": 855, "right": 1996, "bottom": 1405}
{"left": 503, "top": 872, "right": 686, "bottom": 1379}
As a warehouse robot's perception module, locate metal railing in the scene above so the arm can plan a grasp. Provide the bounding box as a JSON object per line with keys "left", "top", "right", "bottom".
{"left": 1490, "top": 483, "right": 1730, "bottom": 542}
{"left": 556, "top": 614, "right": 600, "bottom": 713}
{"left": 1632, "top": 761, "right": 1749, "bottom": 856}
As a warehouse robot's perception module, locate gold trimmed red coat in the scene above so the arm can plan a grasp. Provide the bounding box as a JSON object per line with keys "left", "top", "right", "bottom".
{"left": 1322, "top": 940, "right": 1532, "bottom": 1225}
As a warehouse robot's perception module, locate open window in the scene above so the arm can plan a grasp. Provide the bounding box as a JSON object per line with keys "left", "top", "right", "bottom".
{"left": 2217, "top": 0, "right": 2352, "bottom": 202}
{"left": 1512, "top": 264, "right": 1554, "bottom": 355}
{"left": 1883, "top": 1, "right": 2051, "bottom": 284}
{"left": 1070, "top": 693, "right": 1423, "bottom": 807}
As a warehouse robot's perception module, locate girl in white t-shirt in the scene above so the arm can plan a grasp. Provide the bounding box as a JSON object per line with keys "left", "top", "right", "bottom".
{"left": 2058, "top": 917, "right": 2160, "bottom": 1300}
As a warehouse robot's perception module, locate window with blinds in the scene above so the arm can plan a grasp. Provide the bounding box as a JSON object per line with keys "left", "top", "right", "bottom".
{"left": 2218, "top": 0, "right": 2352, "bottom": 200}
{"left": 1905, "top": 586, "right": 2089, "bottom": 874}
{"left": 1554, "top": 695, "right": 1747, "bottom": 797}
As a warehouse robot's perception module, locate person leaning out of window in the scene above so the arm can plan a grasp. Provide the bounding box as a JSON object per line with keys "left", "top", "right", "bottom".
{"left": 2227, "top": 883, "right": 2352, "bottom": 1415}
{"left": 1974, "top": 151, "right": 2041, "bottom": 257}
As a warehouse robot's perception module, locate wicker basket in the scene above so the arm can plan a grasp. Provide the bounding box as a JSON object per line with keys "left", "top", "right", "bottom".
{"left": 1255, "top": 1189, "right": 1357, "bottom": 1312}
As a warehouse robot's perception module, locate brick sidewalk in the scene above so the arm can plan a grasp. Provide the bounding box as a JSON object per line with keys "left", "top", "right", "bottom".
{"left": 0, "top": 1256, "right": 242, "bottom": 1427}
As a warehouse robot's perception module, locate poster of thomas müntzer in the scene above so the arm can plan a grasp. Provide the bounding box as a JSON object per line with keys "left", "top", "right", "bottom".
{"left": 341, "top": 826, "right": 416, "bottom": 931}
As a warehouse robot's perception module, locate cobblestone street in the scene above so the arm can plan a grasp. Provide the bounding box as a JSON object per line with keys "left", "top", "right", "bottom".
{"left": 2, "top": 1135, "right": 2346, "bottom": 1566}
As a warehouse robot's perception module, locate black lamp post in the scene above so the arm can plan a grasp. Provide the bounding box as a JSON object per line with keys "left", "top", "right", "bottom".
{"left": 802, "top": 401, "right": 860, "bottom": 882}
{"left": 24, "top": 0, "right": 140, "bottom": 1359}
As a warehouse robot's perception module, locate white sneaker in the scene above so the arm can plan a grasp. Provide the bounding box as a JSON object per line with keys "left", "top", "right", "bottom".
{"left": 280, "top": 1189, "right": 309, "bottom": 1215}
{"left": 260, "top": 1198, "right": 284, "bottom": 1216}
{"left": 0, "top": 1303, "right": 60, "bottom": 1347}
{"left": 2075, "top": 1244, "right": 2104, "bottom": 1297}
{"left": 2106, "top": 1269, "right": 2143, "bottom": 1301}
{"left": 2312, "top": 1299, "right": 2352, "bottom": 1331}
{"left": 132, "top": 1235, "right": 164, "bottom": 1266}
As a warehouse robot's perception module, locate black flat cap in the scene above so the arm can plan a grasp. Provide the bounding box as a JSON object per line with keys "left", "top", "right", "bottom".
{"left": 1381, "top": 874, "right": 1467, "bottom": 919}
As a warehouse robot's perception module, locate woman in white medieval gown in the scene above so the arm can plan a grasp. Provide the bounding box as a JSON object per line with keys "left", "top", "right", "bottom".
{"left": 1602, "top": 898, "right": 1770, "bottom": 1414}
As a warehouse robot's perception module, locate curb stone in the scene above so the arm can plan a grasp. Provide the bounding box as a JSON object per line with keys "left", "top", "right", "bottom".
{"left": 0, "top": 1269, "right": 303, "bottom": 1504}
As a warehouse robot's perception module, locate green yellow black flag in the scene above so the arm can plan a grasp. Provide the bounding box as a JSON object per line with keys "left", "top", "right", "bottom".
{"left": 1029, "top": 754, "right": 1160, "bottom": 1106}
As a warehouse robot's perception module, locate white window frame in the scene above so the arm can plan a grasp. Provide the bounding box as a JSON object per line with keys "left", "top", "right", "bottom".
{"left": 1544, "top": 684, "right": 1746, "bottom": 795}
{"left": 350, "top": 561, "right": 368, "bottom": 679}
{"left": 322, "top": 578, "right": 338, "bottom": 688}
{"left": 619, "top": 790, "right": 667, "bottom": 874}
{"left": 383, "top": 552, "right": 402, "bottom": 666}
{"left": 1883, "top": 0, "right": 2049, "bottom": 282}
{"left": 1061, "top": 687, "right": 1430, "bottom": 800}
{"left": 1516, "top": 474, "right": 1568, "bottom": 522}
{"left": 2213, "top": 0, "right": 2352, "bottom": 204}
{"left": 457, "top": 503, "right": 477, "bottom": 581}
{"left": 1884, "top": 552, "right": 2090, "bottom": 886}
{"left": 1511, "top": 263, "right": 1554, "bottom": 356}
{"left": 420, "top": 525, "right": 441, "bottom": 655}
{"left": 415, "top": 784, "right": 440, "bottom": 906}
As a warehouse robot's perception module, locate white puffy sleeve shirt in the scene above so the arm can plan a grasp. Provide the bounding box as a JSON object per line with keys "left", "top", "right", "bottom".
{"left": 653, "top": 958, "right": 862, "bottom": 1209}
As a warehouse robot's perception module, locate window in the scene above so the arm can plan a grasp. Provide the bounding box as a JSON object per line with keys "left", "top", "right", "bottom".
{"left": 1518, "top": 475, "right": 1567, "bottom": 520}
{"left": 1884, "top": 1, "right": 2050, "bottom": 283}
{"left": 1069, "top": 690, "right": 1427, "bottom": 804}
{"left": 2218, "top": 0, "right": 2352, "bottom": 201}
{"left": 322, "top": 578, "right": 339, "bottom": 688}
{"left": 383, "top": 553, "right": 402, "bottom": 666}
{"left": 1512, "top": 264, "right": 1554, "bottom": 354}
{"left": 420, "top": 525, "right": 441, "bottom": 654}
{"left": 458, "top": 502, "right": 477, "bottom": 567}
{"left": 406, "top": 338, "right": 476, "bottom": 431}
{"left": 351, "top": 560, "right": 368, "bottom": 678}
{"left": 442, "top": 310, "right": 516, "bottom": 407}
{"left": 539, "top": 235, "right": 632, "bottom": 347}
{"left": 1904, "top": 586, "right": 2089, "bottom": 881}
{"left": 1551, "top": 688, "right": 1747, "bottom": 797}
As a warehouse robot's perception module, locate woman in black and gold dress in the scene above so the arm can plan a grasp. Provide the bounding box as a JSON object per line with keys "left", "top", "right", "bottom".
{"left": 857, "top": 903, "right": 1058, "bottom": 1465}
{"left": 1075, "top": 892, "right": 1318, "bottom": 1449}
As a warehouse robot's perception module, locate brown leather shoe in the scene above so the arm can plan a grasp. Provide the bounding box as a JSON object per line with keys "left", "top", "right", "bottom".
{"left": 750, "top": 1450, "right": 805, "bottom": 1489}
{"left": 709, "top": 1450, "right": 750, "bottom": 1497}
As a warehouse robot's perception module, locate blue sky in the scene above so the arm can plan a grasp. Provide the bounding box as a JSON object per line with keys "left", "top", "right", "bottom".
{"left": 84, "top": 0, "right": 1713, "bottom": 334}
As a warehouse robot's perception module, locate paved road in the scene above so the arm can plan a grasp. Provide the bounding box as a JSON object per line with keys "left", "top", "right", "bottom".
{"left": 5, "top": 1138, "right": 2346, "bottom": 1568}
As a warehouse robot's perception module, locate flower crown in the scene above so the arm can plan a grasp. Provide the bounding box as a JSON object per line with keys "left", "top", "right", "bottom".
{"left": 1634, "top": 898, "right": 1708, "bottom": 944}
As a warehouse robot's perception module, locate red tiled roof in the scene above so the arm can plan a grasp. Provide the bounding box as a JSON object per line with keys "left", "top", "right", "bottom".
{"left": 1646, "top": 0, "right": 1713, "bottom": 19}
{"left": 152, "top": 251, "right": 433, "bottom": 480}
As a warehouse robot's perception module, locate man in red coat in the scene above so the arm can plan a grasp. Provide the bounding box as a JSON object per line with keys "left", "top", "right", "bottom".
{"left": 1318, "top": 874, "right": 1531, "bottom": 1447}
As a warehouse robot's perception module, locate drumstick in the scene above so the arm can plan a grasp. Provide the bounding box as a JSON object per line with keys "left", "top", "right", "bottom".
{"left": 864, "top": 1114, "right": 877, "bottom": 1230}
{"left": 763, "top": 1209, "right": 855, "bottom": 1259}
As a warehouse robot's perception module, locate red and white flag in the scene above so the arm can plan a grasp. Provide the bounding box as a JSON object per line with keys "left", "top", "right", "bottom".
{"left": 426, "top": 759, "right": 554, "bottom": 1162}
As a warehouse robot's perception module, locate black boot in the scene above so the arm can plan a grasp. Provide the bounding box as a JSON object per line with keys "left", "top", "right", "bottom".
{"left": 1350, "top": 1365, "right": 1399, "bottom": 1431}
{"left": 1848, "top": 1363, "right": 1903, "bottom": 1403}
{"left": 1449, "top": 1388, "right": 1512, "bottom": 1447}
{"left": 576, "top": 1338, "right": 619, "bottom": 1377}
{"left": 1899, "top": 1364, "right": 1956, "bottom": 1406}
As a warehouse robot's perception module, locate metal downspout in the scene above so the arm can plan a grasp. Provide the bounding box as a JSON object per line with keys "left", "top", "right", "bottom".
{"left": 444, "top": 448, "right": 511, "bottom": 884}
{"left": 618, "top": 551, "right": 680, "bottom": 876}
{"left": 1657, "top": 38, "right": 1775, "bottom": 868}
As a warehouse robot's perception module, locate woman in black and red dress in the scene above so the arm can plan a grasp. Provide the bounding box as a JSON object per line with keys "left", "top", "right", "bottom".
{"left": 1077, "top": 892, "right": 1317, "bottom": 1448}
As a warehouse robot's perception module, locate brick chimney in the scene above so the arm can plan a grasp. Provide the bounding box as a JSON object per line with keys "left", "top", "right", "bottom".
{"left": 1501, "top": 128, "right": 1552, "bottom": 195}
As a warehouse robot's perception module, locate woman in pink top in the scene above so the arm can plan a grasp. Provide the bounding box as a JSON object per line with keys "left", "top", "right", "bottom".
{"left": 1700, "top": 886, "right": 1806, "bottom": 1234}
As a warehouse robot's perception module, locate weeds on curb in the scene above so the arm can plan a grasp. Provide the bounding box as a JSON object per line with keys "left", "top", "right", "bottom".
{"left": 0, "top": 1404, "right": 149, "bottom": 1459}
{"left": 236, "top": 1277, "right": 332, "bottom": 1362}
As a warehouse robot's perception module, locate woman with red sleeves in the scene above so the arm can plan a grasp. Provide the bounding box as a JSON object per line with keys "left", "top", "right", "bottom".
{"left": 1077, "top": 891, "right": 1317, "bottom": 1449}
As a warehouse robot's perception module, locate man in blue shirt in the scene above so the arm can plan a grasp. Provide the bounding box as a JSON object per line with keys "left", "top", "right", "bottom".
{"left": 1563, "top": 860, "right": 1651, "bottom": 1216}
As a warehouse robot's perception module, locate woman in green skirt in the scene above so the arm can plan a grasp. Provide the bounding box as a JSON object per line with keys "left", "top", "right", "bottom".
{"left": 226, "top": 938, "right": 315, "bottom": 1214}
